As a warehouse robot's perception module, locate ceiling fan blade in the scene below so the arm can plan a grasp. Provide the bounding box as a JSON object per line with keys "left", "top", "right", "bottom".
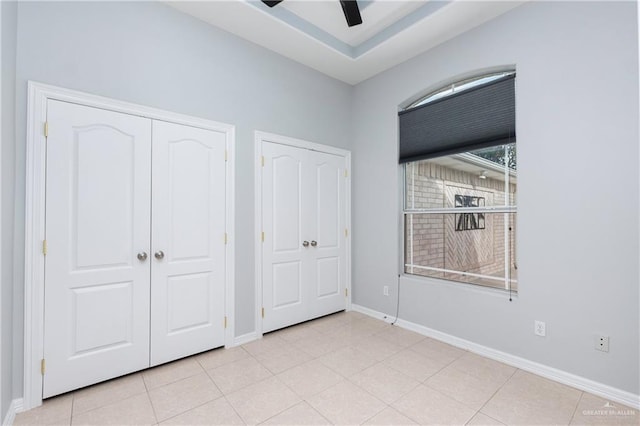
{"left": 339, "top": 0, "right": 363, "bottom": 27}
{"left": 262, "top": 0, "right": 283, "bottom": 7}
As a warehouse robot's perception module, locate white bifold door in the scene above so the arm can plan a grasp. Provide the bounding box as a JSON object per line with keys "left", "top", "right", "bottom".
{"left": 261, "top": 141, "right": 348, "bottom": 333}
{"left": 43, "top": 100, "right": 226, "bottom": 398}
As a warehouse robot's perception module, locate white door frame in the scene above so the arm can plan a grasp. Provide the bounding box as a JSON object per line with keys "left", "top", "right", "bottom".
{"left": 24, "top": 81, "right": 236, "bottom": 410}
{"left": 254, "top": 131, "right": 352, "bottom": 338}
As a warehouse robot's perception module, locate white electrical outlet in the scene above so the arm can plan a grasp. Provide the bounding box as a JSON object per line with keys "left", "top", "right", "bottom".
{"left": 595, "top": 335, "right": 610, "bottom": 352}
{"left": 383, "top": 286, "right": 389, "bottom": 296}
{"left": 534, "top": 320, "right": 546, "bottom": 337}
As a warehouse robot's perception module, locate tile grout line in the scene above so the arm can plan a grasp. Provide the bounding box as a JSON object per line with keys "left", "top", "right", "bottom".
{"left": 302, "top": 376, "right": 388, "bottom": 426}
{"left": 420, "top": 352, "right": 518, "bottom": 414}
{"left": 151, "top": 372, "right": 223, "bottom": 424}
{"left": 220, "top": 394, "right": 248, "bottom": 425}
{"left": 139, "top": 373, "right": 159, "bottom": 426}
{"left": 231, "top": 376, "right": 300, "bottom": 425}
{"left": 472, "top": 366, "right": 519, "bottom": 422}
{"left": 69, "top": 392, "right": 75, "bottom": 424}
{"left": 418, "top": 380, "right": 481, "bottom": 422}
{"left": 206, "top": 359, "right": 275, "bottom": 396}
{"left": 156, "top": 393, "right": 228, "bottom": 425}
{"left": 567, "top": 391, "right": 586, "bottom": 425}
{"left": 350, "top": 358, "right": 422, "bottom": 403}
{"left": 146, "top": 389, "right": 160, "bottom": 426}
{"left": 346, "top": 360, "right": 421, "bottom": 414}
{"left": 142, "top": 360, "right": 205, "bottom": 392}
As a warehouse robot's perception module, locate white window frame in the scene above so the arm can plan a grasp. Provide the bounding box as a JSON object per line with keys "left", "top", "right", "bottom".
{"left": 401, "top": 146, "right": 517, "bottom": 291}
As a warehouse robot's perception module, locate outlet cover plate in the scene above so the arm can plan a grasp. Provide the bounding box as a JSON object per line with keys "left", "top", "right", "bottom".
{"left": 595, "top": 335, "right": 610, "bottom": 352}
{"left": 534, "top": 320, "right": 546, "bottom": 337}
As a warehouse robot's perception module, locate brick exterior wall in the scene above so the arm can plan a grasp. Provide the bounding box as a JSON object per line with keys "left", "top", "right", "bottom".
{"left": 405, "top": 161, "right": 517, "bottom": 289}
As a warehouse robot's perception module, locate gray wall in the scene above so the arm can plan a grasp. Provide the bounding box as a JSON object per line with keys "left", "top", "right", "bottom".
{"left": 1, "top": 1, "right": 17, "bottom": 420}
{"left": 351, "top": 1, "right": 639, "bottom": 394}
{"left": 11, "top": 1, "right": 352, "bottom": 399}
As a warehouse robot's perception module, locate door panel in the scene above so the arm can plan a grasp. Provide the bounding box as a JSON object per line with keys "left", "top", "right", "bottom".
{"left": 272, "top": 261, "right": 303, "bottom": 308}
{"left": 73, "top": 126, "right": 135, "bottom": 269}
{"left": 151, "top": 121, "right": 226, "bottom": 366}
{"left": 262, "top": 142, "right": 347, "bottom": 332}
{"left": 316, "top": 163, "right": 340, "bottom": 249}
{"left": 316, "top": 257, "right": 340, "bottom": 298}
{"left": 309, "top": 151, "right": 346, "bottom": 317}
{"left": 167, "top": 140, "right": 212, "bottom": 261}
{"left": 71, "top": 282, "right": 134, "bottom": 354}
{"left": 167, "top": 273, "right": 212, "bottom": 332}
{"left": 262, "top": 143, "right": 311, "bottom": 332}
{"left": 44, "top": 100, "right": 151, "bottom": 398}
{"left": 272, "top": 156, "right": 302, "bottom": 253}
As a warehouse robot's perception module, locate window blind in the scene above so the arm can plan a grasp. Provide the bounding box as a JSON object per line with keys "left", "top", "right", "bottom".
{"left": 398, "top": 74, "right": 515, "bottom": 164}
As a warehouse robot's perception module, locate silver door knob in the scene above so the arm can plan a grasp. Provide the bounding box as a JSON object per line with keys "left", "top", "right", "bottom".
{"left": 154, "top": 250, "right": 165, "bottom": 260}
{"left": 302, "top": 241, "right": 309, "bottom": 247}
{"left": 310, "top": 240, "right": 317, "bottom": 247}
{"left": 137, "top": 252, "right": 148, "bottom": 261}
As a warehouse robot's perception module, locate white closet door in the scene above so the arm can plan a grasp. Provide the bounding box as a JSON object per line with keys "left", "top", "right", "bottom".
{"left": 309, "top": 151, "right": 346, "bottom": 318}
{"left": 150, "top": 121, "right": 226, "bottom": 365}
{"left": 43, "top": 100, "right": 151, "bottom": 398}
{"left": 262, "top": 142, "right": 312, "bottom": 332}
{"left": 262, "top": 142, "right": 346, "bottom": 333}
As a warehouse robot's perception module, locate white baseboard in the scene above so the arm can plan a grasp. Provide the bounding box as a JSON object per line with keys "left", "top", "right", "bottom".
{"left": 232, "top": 331, "right": 259, "bottom": 347}
{"left": 351, "top": 303, "right": 397, "bottom": 323}
{"left": 351, "top": 304, "right": 640, "bottom": 410}
{"left": 2, "top": 398, "right": 24, "bottom": 426}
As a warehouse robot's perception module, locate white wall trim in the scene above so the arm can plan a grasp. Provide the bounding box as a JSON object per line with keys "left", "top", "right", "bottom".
{"left": 2, "top": 398, "right": 23, "bottom": 426}
{"left": 232, "top": 332, "right": 260, "bottom": 348}
{"left": 351, "top": 303, "right": 640, "bottom": 410}
{"left": 24, "top": 81, "right": 236, "bottom": 410}
{"left": 253, "top": 131, "right": 352, "bottom": 338}
{"left": 253, "top": 135, "right": 263, "bottom": 338}
{"left": 256, "top": 131, "right": 351, "bottom": 158}
{"left": 224, "top": 127, "right": 236, "bottom": 349}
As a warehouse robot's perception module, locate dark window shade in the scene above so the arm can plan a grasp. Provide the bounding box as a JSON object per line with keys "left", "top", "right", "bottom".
{"left": 399, "top": 74, "right": 515, "bottom": 164}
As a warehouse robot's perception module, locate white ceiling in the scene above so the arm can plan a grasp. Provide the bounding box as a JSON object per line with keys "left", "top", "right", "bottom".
{"left": 167, "top": 1, "right": 526, "bottom": 85}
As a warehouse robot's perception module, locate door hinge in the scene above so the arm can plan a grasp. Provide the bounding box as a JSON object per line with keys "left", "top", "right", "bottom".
{"left": 345, "top": 288, "right": 348, "bottom": 297}
{"left": 224, "top": 233, "right": 228, "bottom": 244}
{"left": 344, "top": 229, "right": 348, "bottom": 238}
{"left": 261, "top": 156, "right": 265, "bottom": 167}
{"left": 44, "top": 122, "right": 49, "bottom": 138}
{"left": 344, "top": 169, "right": 348, "bottom": 178}
{"left": 42, "top": 240, "right": 48, "bottom": 256}
{"left": 224, "top": 316, "right": 227, "bottom": 328}
{"left": 261, "top": 231, "right": 264, "bottom": 242}
{"left": 225, "top": 150, "right": 228, "bottom": 162}
{"left": 41, "top": 359, "right": 46, "bottom": 375}
{"left": 261, "top": 307, "right": 265, "bottom": 318}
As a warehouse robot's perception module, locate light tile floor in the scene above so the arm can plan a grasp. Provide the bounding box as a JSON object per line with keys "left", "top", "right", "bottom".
{"left": 14, "top": 311, "right": 639, "bottom": 425}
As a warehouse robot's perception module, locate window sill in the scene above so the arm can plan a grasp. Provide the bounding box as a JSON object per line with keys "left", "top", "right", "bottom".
{"left": 401, "top": 273, "right": 519, "bottom": 300}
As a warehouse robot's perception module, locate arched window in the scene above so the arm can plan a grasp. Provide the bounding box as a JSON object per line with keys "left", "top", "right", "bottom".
{"left": 407, "top": 71, "right": 514, "bottom": 109}
{"left": 400, "top": 71, "right": 517, "bottom": 295}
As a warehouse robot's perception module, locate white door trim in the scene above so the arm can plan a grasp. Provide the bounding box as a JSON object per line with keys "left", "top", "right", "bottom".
{"left": 24, "top": 81, "right": 236, "bottom": 410}
{"left": 253, "top": 131, "right": 351, "bottom": 338}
